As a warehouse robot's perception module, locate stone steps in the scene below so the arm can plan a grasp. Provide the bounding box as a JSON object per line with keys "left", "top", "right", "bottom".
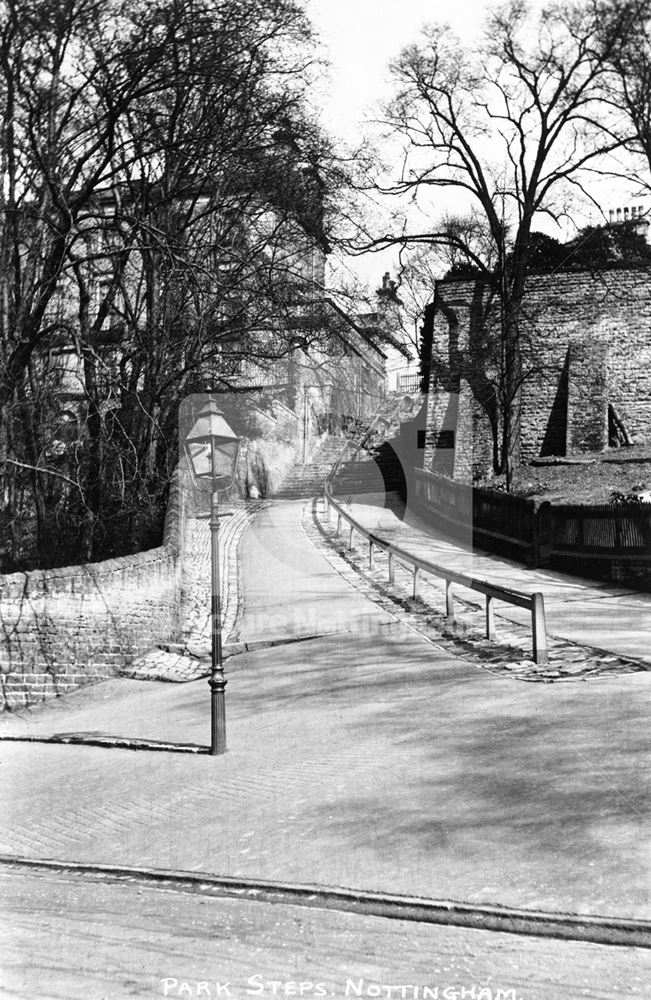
{"left": 272, "top": 417, "right": 411, "bottom": 500}
{"left": 272, "top": 435, "right": 349, "bottom": 499}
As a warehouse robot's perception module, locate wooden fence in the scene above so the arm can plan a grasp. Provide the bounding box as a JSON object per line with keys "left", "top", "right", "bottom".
{"left": 412, "top": 469, "right": 651, "bottom": 586}
{"left": 550, "top": 502, "right": 651, "bottom": 559}
{"left": 413, "top": 469, "right": 538, "bottom": 563}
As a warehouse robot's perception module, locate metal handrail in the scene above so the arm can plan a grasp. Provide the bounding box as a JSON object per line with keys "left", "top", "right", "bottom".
{"left": 323, "top": 486, "right": 549, "bottom": 665}
{"left": 326, "top": 396, "right": 408, "bottom": 490}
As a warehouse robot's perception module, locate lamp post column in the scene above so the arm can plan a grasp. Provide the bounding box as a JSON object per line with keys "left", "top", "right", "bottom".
{"left": 209, "top": 484, "right": 227, "bottom": 756}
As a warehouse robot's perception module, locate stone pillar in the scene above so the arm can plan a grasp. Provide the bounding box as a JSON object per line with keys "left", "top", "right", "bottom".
{"left": 566, "top": 339, "right": 609, "bottom": 454}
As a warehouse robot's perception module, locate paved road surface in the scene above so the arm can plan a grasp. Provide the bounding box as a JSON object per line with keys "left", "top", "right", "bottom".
{"left": 235, "top": 502, "right": 395, "bottom": 643}
{"left": 1, "top": 868, "right": 649, "bottom": 1000}
{"left": 0, "top": 498, "right": 649, "bottom": 1000}
{"left": 0, "top": 502, "right": 649, "bottom": 918}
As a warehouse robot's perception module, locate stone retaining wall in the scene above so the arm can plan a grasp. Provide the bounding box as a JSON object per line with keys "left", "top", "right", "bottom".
{"left": 0, "top": 473, "right": 185, "bottom": 711}
{"left": 425, "top": 267, "right": 651, "bottom": 480}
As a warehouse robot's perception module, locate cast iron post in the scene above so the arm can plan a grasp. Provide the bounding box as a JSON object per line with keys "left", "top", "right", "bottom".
{"left": 209, "top": 478, "right": 227, "bottom": 755}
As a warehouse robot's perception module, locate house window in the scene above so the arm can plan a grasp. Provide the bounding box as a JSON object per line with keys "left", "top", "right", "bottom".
{"left": 398, "top": 372, "right": 421, "bottom": 393}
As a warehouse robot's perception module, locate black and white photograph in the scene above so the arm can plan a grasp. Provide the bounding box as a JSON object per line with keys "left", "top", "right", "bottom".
{"left": 0, "top": 0, "right": 649, "bottom": 996}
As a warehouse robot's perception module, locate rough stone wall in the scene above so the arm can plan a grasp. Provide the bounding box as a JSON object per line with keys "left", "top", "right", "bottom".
{"left": 566, "top": 340, "right": 609, "bottom": 453}
{"left": 425, "top": 278, "right": 500, "bottom": 482}
{"left": 0, "top": 473, "right": 185, "bottom": 711}
{"left": 425, "top": 267, "right": 651, "bottom": 479}
{"left": 424, "top": 391, "right": 458, "bottom": 478}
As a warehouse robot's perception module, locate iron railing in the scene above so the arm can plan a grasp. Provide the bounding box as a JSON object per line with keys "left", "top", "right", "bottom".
{"left": 322, "top": 486, "right": 549, "bottom": 665}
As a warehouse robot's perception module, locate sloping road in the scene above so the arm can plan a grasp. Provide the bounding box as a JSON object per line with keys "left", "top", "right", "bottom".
{"left": 0, "top": 500, "right": 648, "bottom": 924}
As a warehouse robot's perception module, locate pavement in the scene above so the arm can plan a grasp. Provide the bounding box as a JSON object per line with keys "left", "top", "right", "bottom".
{"left": 123, "top": 501, "right": 264, "bottom": 683}
{"left": 0, "top": 496, "right": 649, "bottom": 933}
{"left": 339, "top": 493, "right": 651, "bottom": 666}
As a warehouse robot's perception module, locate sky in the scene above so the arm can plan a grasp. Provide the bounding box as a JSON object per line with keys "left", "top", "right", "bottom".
{"left": 305, "top": 0, "right": 649, "bottom": 294}
{"left": 303, "top": 0, "right": 498, "bottom": 290}
{"left": 306, "top": 0, "right": 486, "bottom": 144}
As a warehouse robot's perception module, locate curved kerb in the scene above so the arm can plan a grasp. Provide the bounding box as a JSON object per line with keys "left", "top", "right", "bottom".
{"left": 0, "top": 855, "right": 647, "bottom": 949}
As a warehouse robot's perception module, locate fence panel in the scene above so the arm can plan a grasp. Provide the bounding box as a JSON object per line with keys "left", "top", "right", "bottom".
{"left": 551, "top": 503, "right": 651, "bottom": 556}
{"left": 413, "top": 469, "right": 651, "bottom": 586}
{"left": 414, "top": 469, "right": 536, "bottom": 560}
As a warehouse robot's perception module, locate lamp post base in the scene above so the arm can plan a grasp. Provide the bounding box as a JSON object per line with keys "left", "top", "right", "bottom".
{"left": 210, "top": 675, "right": 227, "bottom": 756}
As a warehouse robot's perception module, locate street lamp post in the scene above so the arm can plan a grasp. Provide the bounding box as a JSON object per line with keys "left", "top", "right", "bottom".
{"left": 184, "top": 401, "right": 241, "bottom": 756}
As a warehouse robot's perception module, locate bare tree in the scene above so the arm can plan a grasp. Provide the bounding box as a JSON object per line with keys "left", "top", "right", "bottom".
{"left": 598, "top": 0, "right": 651, "bottom": 196}
{"left": 0, "top": 0, "right": 348, "bottom": 567}
{"left": 0, "top": 0, "right": 176, "bottom": 562}
{"left": 361, "top": 0, "right": 638, "bottom": 487}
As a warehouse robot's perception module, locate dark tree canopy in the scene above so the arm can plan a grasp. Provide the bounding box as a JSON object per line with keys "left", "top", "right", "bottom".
{"left": 444, "top": 224, "right": 651, "bottom": 278}
{"left": 566, "top": 222, "right": 651, "bottom": 268}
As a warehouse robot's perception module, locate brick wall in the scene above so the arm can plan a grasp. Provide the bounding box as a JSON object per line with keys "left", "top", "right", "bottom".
{"left": 0, "top": 472, "right": 185, "bottom": 711}
{"left": 425, "top": 267, "right": 651, "bottom": 479}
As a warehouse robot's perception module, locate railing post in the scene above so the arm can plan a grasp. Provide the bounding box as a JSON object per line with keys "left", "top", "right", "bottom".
{"left": 486, "top": 595, "right": 495, "bottom": 639}
{"left": 325, "top": 495, "right": 550, "bottom": 666}
{"left": 445, "top": 580, "right": 454, "bottom": 620}
{"left": 533, "top": 501, "right": 552, "bottom": 568}
{"left": 531, "top": 592, "right": 548, "bottom": 664}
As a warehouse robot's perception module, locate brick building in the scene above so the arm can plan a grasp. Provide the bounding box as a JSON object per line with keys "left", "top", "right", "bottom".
{"left": 422, "top": 266, "right": 651, "bottom": 482}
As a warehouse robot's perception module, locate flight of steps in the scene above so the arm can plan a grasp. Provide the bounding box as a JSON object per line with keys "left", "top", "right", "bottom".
{"left": 332, "top": 444, "right": 405, "bottom": 497}
{"left": 271, "top": 435, "right": 350, "bottom": 499}
{"left": 329, "top": 394, "right": 422, "bottom": 499}
{"left": 272, "top": 395, "right": 423, "bottom": 501}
